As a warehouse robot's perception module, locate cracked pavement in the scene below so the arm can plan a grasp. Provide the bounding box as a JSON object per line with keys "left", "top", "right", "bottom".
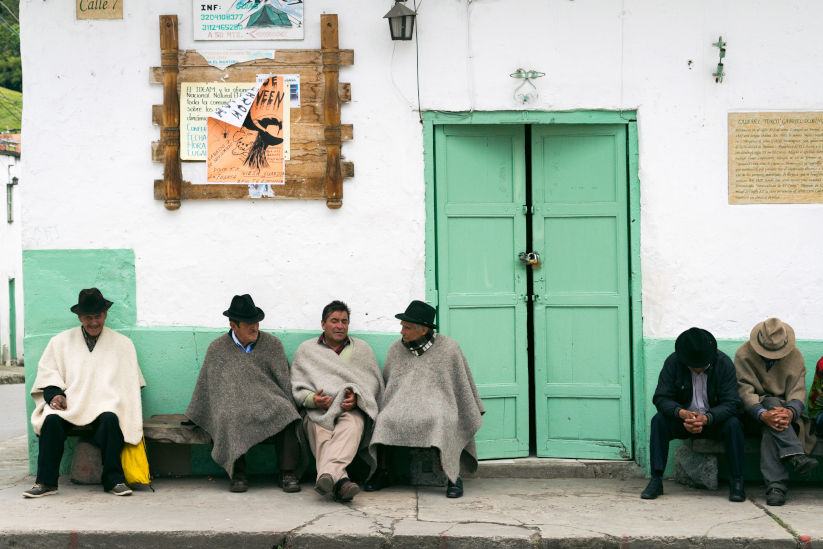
{"left": 0, "top": 436, "right": 820, "bottom": 548}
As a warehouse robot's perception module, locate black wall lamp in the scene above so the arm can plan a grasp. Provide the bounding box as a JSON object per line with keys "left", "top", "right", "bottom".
{"left": 384, "top": 1, "right": 417, "bottom": 41}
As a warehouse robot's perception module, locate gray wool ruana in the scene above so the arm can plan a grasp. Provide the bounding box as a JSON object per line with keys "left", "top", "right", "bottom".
{"left": 369, "top": 335, "right": 485, "bottom": 483}
{"left": 291, "top": 337, "right": 384, "bottom": 476}
{"left": 186, "top": 331, "right": 310, "bottom": 479}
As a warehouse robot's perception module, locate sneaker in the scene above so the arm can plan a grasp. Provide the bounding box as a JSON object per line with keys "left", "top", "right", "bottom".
{"left": 230, "top": 472, "right": 248, "bottom": 493}
{"left": 280, "top": 471, "right": 301, "bottom": 493}
{"left": 641, "top": 476, "right": 664, "bottom": 499}
{"left": 787, "top": 454, "right": 819, "bottom": 477}
{"left": 334, "top": 477, "right": 360, "bottom": 502}
{"left": 22, "top": 483, "right": 58, "bottom": 498}
{"left": 766, "top": 487, "right": 786, "bottom": 506}
{"left": 315, "top": 473, "right": 334, "bottom": 496}
{"left": 108, "top": 483, "right": 133, "bottom": 496}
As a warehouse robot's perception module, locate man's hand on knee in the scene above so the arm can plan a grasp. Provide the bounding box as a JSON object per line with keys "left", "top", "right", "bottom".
{"left": 761, "top": 409, "right": 789, "bottom": 431}
{"left": 49, "top": 396, "right": 67, "bottom": 411}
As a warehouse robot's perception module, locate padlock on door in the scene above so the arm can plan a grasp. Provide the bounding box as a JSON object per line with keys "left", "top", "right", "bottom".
{"left": 518, "top": 252, "right": 541, "bottom": 270}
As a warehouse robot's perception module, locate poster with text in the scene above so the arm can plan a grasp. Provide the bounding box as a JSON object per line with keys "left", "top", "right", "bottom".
{"left": 207, "top": 76, "right": 287, "bottom": 184}
{"left": 180, "top": 83, "right": 256, "bottom": 160}
{"left": 194, "top": 0, "right": 304, "bottom": 41}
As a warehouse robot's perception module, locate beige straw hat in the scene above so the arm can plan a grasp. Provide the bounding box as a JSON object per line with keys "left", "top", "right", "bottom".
{"left": 749, "top": 318, "right": 796, "bottom": 360}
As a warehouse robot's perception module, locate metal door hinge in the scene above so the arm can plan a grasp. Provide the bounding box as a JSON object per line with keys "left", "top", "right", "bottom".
{"left": 522, "top": 205, "right": 534, "bottom": 214}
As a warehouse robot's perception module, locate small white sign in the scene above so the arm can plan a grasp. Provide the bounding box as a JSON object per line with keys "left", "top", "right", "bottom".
{"left": 198, "top": 50, "right": 276, "bottom": 71}
{"left": 194, "top": 0, "right": 304, "bottom": 41}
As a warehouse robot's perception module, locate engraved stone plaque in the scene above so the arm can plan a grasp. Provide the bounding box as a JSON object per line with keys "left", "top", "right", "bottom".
{"left": 729, "top": 112, "right": 823, "bottom": 204}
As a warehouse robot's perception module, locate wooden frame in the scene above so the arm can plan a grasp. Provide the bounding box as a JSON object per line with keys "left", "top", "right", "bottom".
{"left": 152, "top": 14, "right": 353, "bottom": 210}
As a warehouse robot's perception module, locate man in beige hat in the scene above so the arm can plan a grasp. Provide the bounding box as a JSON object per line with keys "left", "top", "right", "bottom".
{"left": 735, "top": 318, "right": 818, "bottom": 506}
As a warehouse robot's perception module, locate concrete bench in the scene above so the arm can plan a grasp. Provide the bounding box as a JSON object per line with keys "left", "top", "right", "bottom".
{"left": 675, "top": 436, "right": 823, "bottom": 491}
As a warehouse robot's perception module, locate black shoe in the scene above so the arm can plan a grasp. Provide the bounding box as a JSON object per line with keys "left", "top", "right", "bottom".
{"left": 230, "top": 472, "right": 248, "bottom": 493}
{"left": 280, "top": 471, "right": 301, "bottom": 493}
{"left": 365, "top": 469, "right": 392, "bottom": 492}
{"left": 641, "top": 476, "right": 664, "bottom": 499}
{"left": 22, "top": 483, "right": 58, "bottom": 498}
{"left": 728, "top": 478, "right": 746, "bottom": 502}
{"left": 334, "top": 477, "right": 360, "bottom": 502}
{"left": 446, "top": 477, "right": 463, "bottom": 498}
{"left": 766, "top": 487, "right": 786, "bottom": 506}
{"left": 787, "top": 454, "right": 819, "bottom": 477}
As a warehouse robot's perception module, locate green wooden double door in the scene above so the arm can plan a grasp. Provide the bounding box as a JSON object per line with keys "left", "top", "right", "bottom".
{"left": 434, "top": 124, "right": 632, "bottom": 460}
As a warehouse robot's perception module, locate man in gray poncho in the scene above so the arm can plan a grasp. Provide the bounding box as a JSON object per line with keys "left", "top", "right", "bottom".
{"left": 291, "top": 301, "right": 384, "bottom": 502}
{"left": 186, "top": 294, "right": 309, "bottom": 493}
{"left": 368, "top": 301, "right": 485, "bottom": 498}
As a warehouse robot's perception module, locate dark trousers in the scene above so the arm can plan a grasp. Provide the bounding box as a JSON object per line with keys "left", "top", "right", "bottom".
{"left": 742, "top": 397, "right": 805, "bottom": 492}
{"left": 233, "top": 420, "right": 301, "bottom": 478}
{"left": 649, "top": 411, "right": 744, "bottom": 479}
{"left": 36, "top": 412, "right": 126, "bottom": 491}
{"left": 814, "top": 411, "right": 823, "bottom": 437}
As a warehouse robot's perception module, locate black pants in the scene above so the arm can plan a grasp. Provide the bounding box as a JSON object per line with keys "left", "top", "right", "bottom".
{"left": 36, "top": 412, "right": 126, "bottom": 491}
{"left": 233, "top": 420, "right": 301, "bottom": 478}
{"left": 649, "top": 411, "right": 744, "bottom": 478}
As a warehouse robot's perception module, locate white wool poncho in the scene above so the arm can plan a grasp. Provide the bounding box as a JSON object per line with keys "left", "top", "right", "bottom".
{"left": 30, "top": 326, "right": 146, "bottom": 445}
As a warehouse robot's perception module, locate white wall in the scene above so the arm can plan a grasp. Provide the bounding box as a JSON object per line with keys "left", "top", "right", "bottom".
{"left": 0, "top": 152, "right": 22, "bottom": 364}
{"left": 20, "top": 0, "right": 823, "bottom": 339}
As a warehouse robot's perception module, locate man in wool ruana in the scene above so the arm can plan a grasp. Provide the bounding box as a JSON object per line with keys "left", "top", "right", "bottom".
{"left": 186, "top": 294, "right": 309, "bottom": 493}
{"left": 290, "top": 301, "right": 384, "bottom": 502}
{"left": 368, "top": 300, "right": 485, "bottom": 499}
{"left": 735, "top": 317, "right": 818, "bottom": 507}
{"left": 26, "top": 288, "right": 145, "bottom": 498}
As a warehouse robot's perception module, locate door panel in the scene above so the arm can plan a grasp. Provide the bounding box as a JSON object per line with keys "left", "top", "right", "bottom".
{"left": 531, "top": 124, "right": 632, "bottom": 459}
{"left": 434, "top": 125, "right": 529, "bottom": 459}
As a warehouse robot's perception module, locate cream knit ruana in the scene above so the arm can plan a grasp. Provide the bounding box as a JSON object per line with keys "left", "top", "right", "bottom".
{"left": 30, "top": 326, "right": 146, "bottom": 445}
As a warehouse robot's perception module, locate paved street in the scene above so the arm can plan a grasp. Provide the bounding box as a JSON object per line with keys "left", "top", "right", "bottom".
{"left": 0, "top": 435, "right": 820, "bottom": 548}
{"left": 0, "top": 383, "right": 27, "bottom": 443}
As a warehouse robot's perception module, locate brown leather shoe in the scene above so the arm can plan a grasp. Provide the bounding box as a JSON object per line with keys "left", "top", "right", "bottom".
{"left": 280, "top": 471, "right": 301, "bottom": 493}
{"left": 334, "top": 477, "right": 360, "bottom": 502}
{"left": 314, "top": 473, "right": 334, "bottom": 496}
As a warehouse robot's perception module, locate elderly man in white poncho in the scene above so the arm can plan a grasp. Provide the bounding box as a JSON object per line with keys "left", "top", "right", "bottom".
{"left": 26, "top": 288, "right": 146, "bottom": 498}
{"left": 291, "top": 301, "right": 384, "bottom": 502}
{"left": 368, "top": 301, "right": 485, "bottom": 499}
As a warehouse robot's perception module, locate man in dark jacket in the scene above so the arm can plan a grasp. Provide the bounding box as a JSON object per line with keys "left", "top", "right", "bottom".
{"left": 641, "top": 327, "right": 744, "bottom": 502}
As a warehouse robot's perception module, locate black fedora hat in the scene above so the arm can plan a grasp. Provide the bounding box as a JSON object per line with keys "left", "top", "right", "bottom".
{"left": 223, "top": 294, "right": 265, "bottom": 324}
{"left": 675, "top": 327, "right": 717, "bottom": 369}
{"left": 70, "top": 288, "right": 114, "bottom": 315}
{"left": 395, "top": 300, "right": 438, "bottom": 330}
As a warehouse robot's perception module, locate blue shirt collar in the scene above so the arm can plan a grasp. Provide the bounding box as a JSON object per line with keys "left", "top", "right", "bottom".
{"left": 231, "top": 330, "right": 256, "bottom": 354}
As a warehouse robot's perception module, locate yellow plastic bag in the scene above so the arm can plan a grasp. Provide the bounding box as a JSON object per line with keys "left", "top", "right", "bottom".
{"left": 121, "top": 437, "right": 152, "bottom": 488}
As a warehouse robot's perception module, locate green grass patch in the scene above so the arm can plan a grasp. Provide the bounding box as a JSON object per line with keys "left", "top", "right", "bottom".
{"left": 0, "top": 86, "right": 21, "bottom": 133}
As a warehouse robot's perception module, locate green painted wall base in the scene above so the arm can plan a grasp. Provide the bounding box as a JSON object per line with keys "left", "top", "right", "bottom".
{"left": 22, "top": 249, "right": 823, "bottom": 483}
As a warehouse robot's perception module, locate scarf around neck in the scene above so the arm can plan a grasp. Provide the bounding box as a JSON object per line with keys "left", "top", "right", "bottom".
{"left": 402, "top": 330, "right": 436, "bottom": 356}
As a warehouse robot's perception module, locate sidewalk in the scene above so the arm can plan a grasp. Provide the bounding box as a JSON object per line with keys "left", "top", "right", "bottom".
{"left": 0, "top": 365, "right": 23, "bottom": 385}
{"left": 0, "top": 435, "right": 820, "bottom": 549}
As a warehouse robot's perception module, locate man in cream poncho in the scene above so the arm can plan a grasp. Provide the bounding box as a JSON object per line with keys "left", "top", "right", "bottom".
{"left": 26, "top": 288, "right": 146, "bottom": 498}
{"left": 291, "top": 301, "right": 384, "bottom": 502}
{"left": 369, "top": 301, "right": 485, "bottom": 499}
{"left": 736, "top": 318, "right": 818, "bottom": 507}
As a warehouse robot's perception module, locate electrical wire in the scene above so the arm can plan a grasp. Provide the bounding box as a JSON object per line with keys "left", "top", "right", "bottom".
{"left": 0, "top": 14, "right": 18, "bottom": 38}
{"left": 0, "top": 1, "right": 18, "bottom": 23}
{"left": 413, "top": 0, "right": 423, "bottom": 124}
{"left": 389, "top": 41, "right": 415, "bottom": 109}
{"left": 0, "top": 86, "right": 21, "bottom": 115}
{"left": 465, "top": 0, "right": 475, "bottom": 112}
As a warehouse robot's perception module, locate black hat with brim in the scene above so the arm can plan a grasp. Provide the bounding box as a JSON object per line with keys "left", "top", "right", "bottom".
{"left": 675, "top": 327, "right": 717, "bottom": 369}
{"left": 70, "top": 288, "right": 114, "bottom": 315}
{"left": 223, "top": 294, "right": 265, "bottom": 324}
{"left": 395, "top": 300, "right": 438, "bottom": 330}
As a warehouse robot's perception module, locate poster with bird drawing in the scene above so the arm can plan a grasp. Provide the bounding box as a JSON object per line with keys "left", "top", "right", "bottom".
{"left": 194, "top": 0, "right": 304, "bottom": 41}
{"left": 207, "top": 76, "right": 287, "bottom": 184}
